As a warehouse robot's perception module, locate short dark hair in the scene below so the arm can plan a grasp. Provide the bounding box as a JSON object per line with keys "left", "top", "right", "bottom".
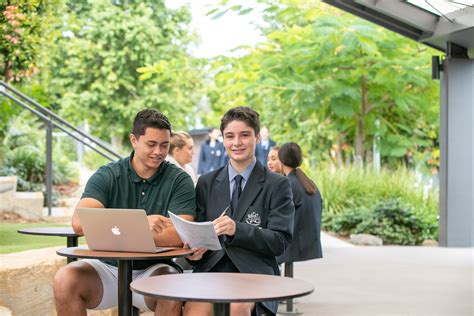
{"left": 132, "top": 109, "right": 171, "bottom": 138}
{"left": 220, "top": 107, "right": 260, "bottom": 135}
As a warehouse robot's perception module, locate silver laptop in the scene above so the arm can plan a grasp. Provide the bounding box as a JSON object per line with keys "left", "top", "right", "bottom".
{"left": 77, "top": 208, "right": 177, "bottom": 253}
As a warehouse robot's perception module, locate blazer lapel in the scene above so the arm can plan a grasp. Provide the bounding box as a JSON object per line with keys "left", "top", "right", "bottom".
{"left": 233, "top": 162, "right": 265, "bottom": 222}
{"left": 212, "top": 166, "right": 231, "bottom": 218}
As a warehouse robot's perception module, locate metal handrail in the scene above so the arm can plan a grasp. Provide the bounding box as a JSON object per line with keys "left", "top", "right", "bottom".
{"left": 0, "top": 81, "right": 122, "bottom": 216}
{"left": 1, "top": 82, "right": 121, "bottom": 160}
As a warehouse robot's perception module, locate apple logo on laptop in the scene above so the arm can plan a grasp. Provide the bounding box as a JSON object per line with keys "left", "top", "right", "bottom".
{"left": 111, "top": 226, "right": 121, "bottom": 236}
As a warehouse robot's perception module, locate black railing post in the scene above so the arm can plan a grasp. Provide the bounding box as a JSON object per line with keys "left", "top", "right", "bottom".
{"left": 46, "top": 119, "right": 53, "bottom": 216}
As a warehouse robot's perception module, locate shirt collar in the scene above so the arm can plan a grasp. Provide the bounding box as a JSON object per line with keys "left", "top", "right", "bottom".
{"left": 128, "top": 151, "right": 166, "bottom": 186}
{"left": 228, "top": 158, "right": 256, "bottom": 183}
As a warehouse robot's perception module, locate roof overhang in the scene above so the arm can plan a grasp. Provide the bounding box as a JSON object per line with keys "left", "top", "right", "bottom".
{"left": 323, "top": 0, "right": 474, "bottom": 56}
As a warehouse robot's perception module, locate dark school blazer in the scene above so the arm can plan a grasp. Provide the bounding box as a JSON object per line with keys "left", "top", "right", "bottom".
{"left": 277, "top": 171, "right": 323, "bottom": 263}
{"left": 197, "top": 140, "right": 227, "bottom": 175}
{"left": 192, "top": 161, "right": 295, "bottom": 314}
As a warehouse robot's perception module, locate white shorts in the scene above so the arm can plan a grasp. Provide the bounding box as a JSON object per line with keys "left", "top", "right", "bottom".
{"left": 82, "top": 259, "right": 178, "bottom": 311}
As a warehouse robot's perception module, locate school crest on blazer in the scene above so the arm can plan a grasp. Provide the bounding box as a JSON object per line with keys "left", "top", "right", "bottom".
{"left": 245, "top": 211, "right": 261, "bottom": 226}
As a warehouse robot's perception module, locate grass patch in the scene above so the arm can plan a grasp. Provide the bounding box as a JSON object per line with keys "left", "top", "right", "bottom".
{"left": 0, "top": 222, "right": 79, "bottom": 254}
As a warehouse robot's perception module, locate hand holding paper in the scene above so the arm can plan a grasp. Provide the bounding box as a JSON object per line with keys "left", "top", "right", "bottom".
{"left": 168, "top": 211, "right": 222, "bottom": 251}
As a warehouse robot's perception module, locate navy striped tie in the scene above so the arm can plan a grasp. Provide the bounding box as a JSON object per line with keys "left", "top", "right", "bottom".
{"left": 230, "top": 175, "right": 243, "bottom": 215}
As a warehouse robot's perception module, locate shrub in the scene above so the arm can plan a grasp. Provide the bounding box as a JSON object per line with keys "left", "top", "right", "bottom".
{"left": 1, "top": 112, "right": 79, "bottom": 190}
{"left": 357, "top": 199, "right": 436, "bottom": 245}
{"left": 324, "top": 200, "right": 437, "bottom": 245}
{"left": 311, "top": 164, "right": 438, "bottom": 244}
{"left": 322, "top": 207, "right": 369, "bottom": 235}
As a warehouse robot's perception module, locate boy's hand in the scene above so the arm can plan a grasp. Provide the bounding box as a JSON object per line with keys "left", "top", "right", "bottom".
{"left": 147, "top": 215, "right": 171, "bottom": 234}
{"left": 213, "top": 215, "right": 236, "bottom": 236}
{"left": 184, "top": 242, "right": 207, "bottom": 261}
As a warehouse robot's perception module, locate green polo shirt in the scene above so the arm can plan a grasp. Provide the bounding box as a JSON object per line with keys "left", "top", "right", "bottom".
{"left": 81, "top": 151, "right": 196, "bottom": 269}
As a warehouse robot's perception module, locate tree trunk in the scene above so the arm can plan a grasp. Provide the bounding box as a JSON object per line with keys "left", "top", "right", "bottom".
{"left": 354, "top": 75, "right": 368, "bottom": 167}
{"left": 335, "top": 134, "right": 344, "bottom": 168}
{"left": 4, "top": 59, "right": 13, "bottom": 83}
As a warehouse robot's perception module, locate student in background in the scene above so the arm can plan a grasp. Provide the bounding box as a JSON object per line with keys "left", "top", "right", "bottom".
{"left": 277, "top": 142, "right": 322, "bottom": 264}
{"left": 197, "top": 128, "right": 226, "bottom": 176}
{"left": 184, "top": 107, "right": 295, "bottom": 316}
{"left": 267, "top": 146, "right": 283, "bottom": 175}
{"left": 167, "top": 131, "right": 197, "bottom": 186}
{"left": 255, "top": 126, "right": 276, "bottom": 166}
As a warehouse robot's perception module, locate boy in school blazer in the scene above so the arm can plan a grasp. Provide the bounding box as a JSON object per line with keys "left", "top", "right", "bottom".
{"left": 184, "top": 107, "right": 295, "bottom": 316}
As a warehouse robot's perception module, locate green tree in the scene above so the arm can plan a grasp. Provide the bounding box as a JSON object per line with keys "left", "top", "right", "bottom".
{"left": 49, "top": 0, "right": 202, "bottom": 145}
{"left": 207, "top": 1, "right": 439, "bottom": 169}
{"left": 0, "top": 1, "right": 62, "bottom": 141}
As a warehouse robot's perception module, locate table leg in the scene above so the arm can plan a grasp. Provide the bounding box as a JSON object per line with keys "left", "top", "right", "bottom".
{"left": 66, "top": 236, "right": 79, "bottom": 263}
{"left": 279, "top": 262, "right": 302, "bottom": 315}
{"left": 285, "top": 262, "right": 294, "bottom": 311}
{"left": 118, "top": 260, "right": 137, "bottom": 316}
{"left": 213, "top": 302, "right": 230, "bottom": 316}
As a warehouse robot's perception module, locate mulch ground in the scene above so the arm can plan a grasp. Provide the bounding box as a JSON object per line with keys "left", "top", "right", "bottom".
{"left": 0, "top": 211, "right": 46, "bottom": 223}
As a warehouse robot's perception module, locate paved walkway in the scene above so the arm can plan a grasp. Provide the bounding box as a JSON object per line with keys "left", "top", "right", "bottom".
{"left": 278, "top": 233, "right": 473, "bottom": 315}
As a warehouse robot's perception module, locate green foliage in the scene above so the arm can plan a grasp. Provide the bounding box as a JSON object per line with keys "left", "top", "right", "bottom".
{"left": 0, "top": 2, "right": 62, "bottom": 140}
{"left": 315, "top": 165, "right": 438, "bottom": 244}
{"left": 207, "top": 0, "right": 440, "bottom": 170}
{"left": 316, "top": 164, "right": 437, "bottom": 216}
{"left": 324, "top": 200, "right": 437, "bottom": 245}
{"left": 0, "top": 112, "right": 79, "bottom": 191}
{"left": 5, "top": 144, "right": 45, "bottom": 186}
{"left": 83, "top": 150, "right": 110, "bottom": 171}
{"left": 0, "top": 2, "right": 61, "bottom": 82}
{"left": 48, "top": 0, "right": 203, "bottom": 142}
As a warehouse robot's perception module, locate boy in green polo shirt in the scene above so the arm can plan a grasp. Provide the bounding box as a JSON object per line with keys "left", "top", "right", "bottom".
{"left": 53, "top": 109, "right": 195, "bottom": 316}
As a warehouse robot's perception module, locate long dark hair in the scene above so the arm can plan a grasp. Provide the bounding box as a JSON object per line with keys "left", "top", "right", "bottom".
{"left": 278, "top": 142, "right": 317, "bottom": 195}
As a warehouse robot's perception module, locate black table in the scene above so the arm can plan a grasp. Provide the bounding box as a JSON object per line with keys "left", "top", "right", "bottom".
{"left": 17, "top": 227, "right": 80, "bottom": 263}
{"left": 130, "top": 272, "right": 315, "bottom": 316}
{"left": 56, "top": 246, "right": 193, "bottom": 316}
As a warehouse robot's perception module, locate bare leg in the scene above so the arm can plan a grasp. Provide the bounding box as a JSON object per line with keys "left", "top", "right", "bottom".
{"left": 142, "top": 266, "right": 183, "bottom": 316}
{"left": 183, "top": 302, "right": 213, "bottom": 316}
{"left": 53, "top": 261, "right": 103, "bottom": 316}
{"left": 230, "top": 302, "right": 254, "bottom": 316}
{"left": 184, "top": 302, "right": 254, "bottom": 316}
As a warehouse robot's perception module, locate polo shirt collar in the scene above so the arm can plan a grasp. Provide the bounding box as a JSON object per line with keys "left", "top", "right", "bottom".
{"left": 128, "top": 151, "right": 167, "bottom": 186}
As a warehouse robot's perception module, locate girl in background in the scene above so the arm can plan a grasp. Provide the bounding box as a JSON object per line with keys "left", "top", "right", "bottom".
{"left": 168, "top": 131, "right": 197, "bottom": 186}
{"left": 267, "top": 146, "right": 283, "bottom": 175}
{"left": 277, "top": 142, "right": 322, "bottom": 263}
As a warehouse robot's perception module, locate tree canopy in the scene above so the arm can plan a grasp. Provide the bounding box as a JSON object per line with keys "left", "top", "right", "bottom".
{"left": 47, "top": 0, "right": 203, "bottom": 144}
{"left": 1, "top": 0, "right": 440, "bottom": 171}
{"left": 206, "top": 0, "right": 439, "bottom": 170}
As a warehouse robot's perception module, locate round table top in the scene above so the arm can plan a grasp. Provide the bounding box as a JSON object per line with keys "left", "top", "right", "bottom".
{"left": 56, "top": 246, "right": 194, "bottom": 260}
{"left": 130, "top": 273, "right": 314, "bottom": 303}
{"left": 17, "top": 227, "right": 78, "bottom": 237}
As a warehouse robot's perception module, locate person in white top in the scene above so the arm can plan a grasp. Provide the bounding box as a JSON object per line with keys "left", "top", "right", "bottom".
{"left": 167, "top": 131, "right": 198, "bottom": 186}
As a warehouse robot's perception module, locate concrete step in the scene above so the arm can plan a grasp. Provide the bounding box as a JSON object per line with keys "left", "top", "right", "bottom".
{"left": 13, "top": 191, "right": 44, "bottom": 219}
{"left": 0, "top": 176, "right": 44, "bottom": 219}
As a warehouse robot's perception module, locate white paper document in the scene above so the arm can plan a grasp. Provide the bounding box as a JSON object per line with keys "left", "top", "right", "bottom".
{"left": 168, "top": 212, "right": 222, "bottom": 251}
